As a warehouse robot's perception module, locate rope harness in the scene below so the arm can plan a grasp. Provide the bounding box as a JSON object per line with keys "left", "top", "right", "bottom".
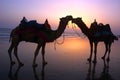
{"left": 71, "top": 24, "right": 86, "bottom": 39}
{"left": 54, "top": 24, "right": 86, "bottom": 50}
{"left": 54, "top": 33, "right": 65, "bottom": 50}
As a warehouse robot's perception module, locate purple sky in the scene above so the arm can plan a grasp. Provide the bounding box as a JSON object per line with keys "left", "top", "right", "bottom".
{"left": 0, "top": 0, "right": 120, "bottom": 34}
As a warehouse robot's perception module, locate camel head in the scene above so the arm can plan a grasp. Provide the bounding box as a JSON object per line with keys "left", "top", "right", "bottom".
{"left": 72, "top": 17, "right": 90, "bottom": 36}
{"left": 60, "top": 15, "right": 73, "bottom": 25}
{"left": 72, "top": 17, "right": 82, "bottom": 25}
{"left": 54, "top": 15, "right": 73, "bottom": 39}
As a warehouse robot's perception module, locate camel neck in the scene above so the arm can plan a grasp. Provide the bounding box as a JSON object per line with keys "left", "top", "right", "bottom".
{"left": 55, "top": 21, "right": 67, "bottom": 39}
{"left": 76, "top": 22, "right": 90, "bottom": 37}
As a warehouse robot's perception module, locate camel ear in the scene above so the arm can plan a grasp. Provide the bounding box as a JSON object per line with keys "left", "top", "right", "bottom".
{"left": 77, "top": 17, "right": 82, "bottom": 20}
{"left": 60, "top": 17, "right": 65, "bottom": 20}
{"left": 45, "top": 19, "right": 48, "bottom": 23}
{"left": 78, "top": 17, "right": 82, "bottom": 19}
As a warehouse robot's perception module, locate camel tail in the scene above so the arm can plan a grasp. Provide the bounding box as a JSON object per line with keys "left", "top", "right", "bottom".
{"left": 9, "top": 34, "right": 11, "bottom": 42}
{"left": 114, "top": 35, "right": 118, "bottom": 41}
{"left": 9, "top": 31, "right": 12, "bottom": 42}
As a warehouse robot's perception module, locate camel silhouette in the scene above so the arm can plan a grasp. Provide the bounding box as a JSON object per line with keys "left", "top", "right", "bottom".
{"left": 72, "top": 17, "right": 118, "bottom": 63}
{"left": 8, "top": 15, "right": 73, "bottom": 67}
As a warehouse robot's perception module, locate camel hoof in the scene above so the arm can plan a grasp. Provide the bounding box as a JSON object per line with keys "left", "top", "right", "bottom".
{"left": 87, "top": 58, "right": 91, "bottom": 62}
{"left": 33, "top": 64, "right": 38, "bottom": 67}
{"left": 11, "top": 61, "right": 15, "bottom": 65}
{"left": 106, "top": 58, "right": 110, "bottom": 62}
{"left": 92, "top": 60, "right": 97, "bottom": 63}
{"left": 101, "top": 56, "right": 105, "bottom": 60}
{"left": 43, "top": 61, "right": 47, "bottom": 65}
{"left": 19, "top": 62, "right": 24, "bottom": 66}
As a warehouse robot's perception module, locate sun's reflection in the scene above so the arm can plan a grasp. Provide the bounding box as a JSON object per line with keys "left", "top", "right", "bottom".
{"left": 62, "top": 37, "right": 89, "bottom": 51}
{"left": 53, "top": 37, "right": 90, "bottom": 62}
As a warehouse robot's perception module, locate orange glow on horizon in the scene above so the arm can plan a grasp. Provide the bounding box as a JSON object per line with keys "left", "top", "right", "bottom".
{"left": 62, "top": 38, "right": 89, "bottom": 51}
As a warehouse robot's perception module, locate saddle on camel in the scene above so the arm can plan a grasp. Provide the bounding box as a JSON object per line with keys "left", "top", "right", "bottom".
{"left": 19, "top": 17, "right": 51, "bottom": 30}
{"left": 16, "top": 17, "right": 52, "bottom": 42}
{"left": 90, "top": 19, "right": 117, "bottom": 40}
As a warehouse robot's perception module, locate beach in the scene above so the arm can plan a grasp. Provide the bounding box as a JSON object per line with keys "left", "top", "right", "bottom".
{"left": 0, "top": 28, "right": 120, "bottom": 80}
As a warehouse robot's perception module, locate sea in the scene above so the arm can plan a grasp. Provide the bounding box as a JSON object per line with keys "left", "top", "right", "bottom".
{"left": 0, "top": 27, "right": 120, "bottom": 80}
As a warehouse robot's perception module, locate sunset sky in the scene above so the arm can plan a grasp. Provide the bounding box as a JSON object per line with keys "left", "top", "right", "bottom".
{"left": 0, "top": 0, "right": 120, "bottom": 34}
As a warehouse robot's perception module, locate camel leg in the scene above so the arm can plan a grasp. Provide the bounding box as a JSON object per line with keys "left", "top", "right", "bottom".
{"left": 92, "top": 62, "right": 97, "bottom": 78}
{"left": 102, "top": 43, "right": 108, "bottom": 60}
{"left": 107, "top": 43, "right": 112, "bottom": 61}
{"left": 87, "top": 61, "right": 92, "bottom": 75}
{"left": 93, "top": 42, "right": 98, "bottom": 63}
{"left": 14, "top": 43, "right": 24, "bottom": 66}
{"left": 8, "top": 42, "right": 15, "bottom": 65}
{"left": 102, "top": 59, "right": 109, "bottom": 74}
{"left": 88, "top": 41, "right": 93, "bottom": 62}
{"left": 33, "top": 43, "right": 41, "bottom": 67}
{"left": 41, "top": 42, "right": 47, "bottom": 65}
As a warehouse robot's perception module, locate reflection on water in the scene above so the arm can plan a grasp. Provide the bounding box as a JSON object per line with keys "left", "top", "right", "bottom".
{"left": 99, "top": 60, "right": 112, "bottom": 80}
{"left": 8, "top": 63, "right": 46, "bottom": 80}
{"left": 33, "top": 63, "right": 47, "bottom": 80}
{"left": 8, "top": 64, "right": 23, "bottom": 80}
{"left": 0, "top": 28, "right": 120, "bottom": 80}
{"left": 0, "top": 28, "right": 11, "bottom": 42}
{"left": 86, "top": 61, "right": 97, "bottom": 80}
{"left": 86, "top": 60, "right": 113, "bottom": 80}
{"left": 7, "top": 59, "right": 115, "bottom": 80}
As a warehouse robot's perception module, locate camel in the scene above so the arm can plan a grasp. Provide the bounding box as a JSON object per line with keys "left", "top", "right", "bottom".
{"left": 8, "top": 15, "right": 73, "bottom": 67}
{"left": 72, "top": 17, "right": 118, "bottom": 63}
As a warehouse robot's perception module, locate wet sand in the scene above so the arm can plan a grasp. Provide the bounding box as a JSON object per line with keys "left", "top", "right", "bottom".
{"left": 0, "top": 37, "right": 120, "bottom": 80}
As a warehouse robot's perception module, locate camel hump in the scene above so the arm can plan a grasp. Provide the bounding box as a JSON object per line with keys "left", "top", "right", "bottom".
{"left": 19, "top": 17, "right": 51, "bottom": 31}
{"left": 104, "top": 24, "right": 111, "bottom": 32}
{"left": 44, "top": 19, "right": 51, "bottom": 30}
{"left": 21, "top": 17, "right": 28, "bottom": 23}
{"left": 90, "top": 19, "right": 98, "bottom": 33}
{"left": 90, "top": 19, "right": 114, "bottom": 37}
{"left": 94, "top": 23, "right": 114, "bottom": 37}
{"left": 98, "top": 23, "right": 112, "bottom": 33}
{"left": 27, "top": 20, "right": 37, "bottom": 26}
{"left": 19, "top": 17, "right": 28, "bottom": 27}
{"left": 19, "top": 17, "right": 36, "bottom": 28}
{"left": 90, "top": 19, "right": 112, "bottom": 33}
